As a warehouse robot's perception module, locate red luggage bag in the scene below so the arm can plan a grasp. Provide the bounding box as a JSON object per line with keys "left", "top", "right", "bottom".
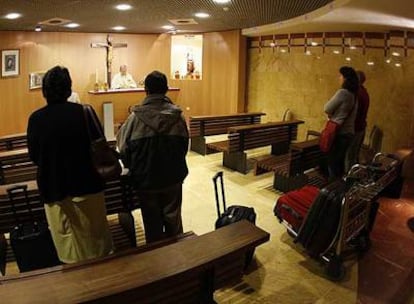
{"left": 274, "top": 185, "right": 319, "bottom": 232}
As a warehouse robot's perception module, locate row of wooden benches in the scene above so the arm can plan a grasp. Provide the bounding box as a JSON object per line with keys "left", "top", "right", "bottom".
{"left": 0, "top": 175, "right": 139, "bottom": 274}
{"left": 190, "top": 112, "right": 306, "bottom": 174}
{"left": 189, "top": 112, "right": 325, "bottom": 190}
{"left": 0, "top": 220, "right": 269, "bottom": 303}
{"left": 0, "top": 125, "right": 271, "bottom": 303}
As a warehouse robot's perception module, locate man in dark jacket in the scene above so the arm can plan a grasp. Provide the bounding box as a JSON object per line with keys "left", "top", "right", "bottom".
{"left": 117, "top": 70, "right": 189, "bottom": 243}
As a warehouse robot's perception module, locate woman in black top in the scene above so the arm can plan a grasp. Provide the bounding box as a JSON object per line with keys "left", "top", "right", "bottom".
{"left": 27, "top": 66, "right": 113, "bottom": 263}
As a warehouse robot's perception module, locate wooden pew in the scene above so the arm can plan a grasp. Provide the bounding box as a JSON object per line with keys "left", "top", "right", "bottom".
{"left": 272, "top": 138, "right": 326, "bottom": 192}
{"left": 207, "top": 120, "right": 304, "bottom": 174}
{"left": 0, "top": 220, "right": 270, "bottom": 304}
{"left": 0, "top": 133, "right": 27, "bottom": 152}
{"left": 189, "top": 112, "right": 265, "bottom": 155}
{"left": 0, "top": 176, "right": 139, "bottom": 274}
{"left": 0, "top": 148, "right": 36, "bottom": 185}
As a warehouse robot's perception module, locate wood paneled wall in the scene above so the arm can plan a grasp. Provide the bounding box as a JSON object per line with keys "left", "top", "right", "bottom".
{"left": 0, "top": 30, "right": 246, "bottom": 136}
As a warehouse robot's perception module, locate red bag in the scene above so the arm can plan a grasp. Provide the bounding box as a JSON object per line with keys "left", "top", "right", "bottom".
{"left": 319, "top": 120, "right": 340, "bottom": 153}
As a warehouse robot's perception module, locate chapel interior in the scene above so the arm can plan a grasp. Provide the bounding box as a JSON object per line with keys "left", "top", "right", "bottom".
{"left": 0, "top": 0, "right": 413, "bottom": 303}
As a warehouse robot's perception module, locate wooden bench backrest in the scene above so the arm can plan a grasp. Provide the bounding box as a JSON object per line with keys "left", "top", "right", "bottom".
{"left": 0, "top": 133, "right": 27, "bottom": 152}
{"left": 0, "top": 149, "right": 36, "bottom": 185}
{"left": 289, "top": 138, "right": 322, "bottom": 175}
{"left": 189, "top": 112, "right": 265, "bottom": 137}
{"left": 226, "top": 120, "right": 304, "bottom": 153}
{"left": 0, "top": 177, "right": 138, "bottom": 234}
{"left": 0, "top": 220, "right": 270, "bottom": 304}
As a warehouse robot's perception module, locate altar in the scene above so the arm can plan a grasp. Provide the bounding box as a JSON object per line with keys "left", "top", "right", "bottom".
{"left": 87, "top": 87, "right": 180, "bottom": 124}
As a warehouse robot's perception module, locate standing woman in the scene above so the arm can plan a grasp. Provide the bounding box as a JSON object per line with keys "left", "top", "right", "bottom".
{"left": 27, "top": 66, "right": 113, "bottom": 264}
{"left": 324, "top": 66, "right": 359, "bottom": 179}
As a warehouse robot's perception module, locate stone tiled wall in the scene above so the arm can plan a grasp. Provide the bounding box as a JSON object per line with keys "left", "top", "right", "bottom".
{"left": 247, "top": 47, "right": 414, "bottom": 153}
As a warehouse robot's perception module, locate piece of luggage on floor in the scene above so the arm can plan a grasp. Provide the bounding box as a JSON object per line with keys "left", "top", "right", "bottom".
{"left": 295, "top": 180, "right": 347, "bottom": 257}
{"left": 7, "top": 184, "right": 61, "bottom": 272}
{"left": 213, "top": 171, "right": 256, "bottom": 267}
{"left": 273, "top": 185, "right": 320, "bottom": 233}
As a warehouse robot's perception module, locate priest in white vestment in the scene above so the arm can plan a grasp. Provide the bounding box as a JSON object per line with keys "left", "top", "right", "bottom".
{"left": 111, "top": 65, "right": 137, "bottom": 89}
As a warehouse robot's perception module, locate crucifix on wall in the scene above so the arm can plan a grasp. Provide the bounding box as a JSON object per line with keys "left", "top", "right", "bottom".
{"left": 91, "top": 34, "right": 127, "bottom": 88}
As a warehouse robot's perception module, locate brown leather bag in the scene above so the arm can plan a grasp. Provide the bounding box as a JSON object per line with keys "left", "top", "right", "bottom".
{"left": 83, "top": 104, "right": 122, "bottom": 181}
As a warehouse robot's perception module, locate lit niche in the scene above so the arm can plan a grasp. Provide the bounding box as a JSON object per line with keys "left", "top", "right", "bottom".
{"left": 171, "top": 34, "right": 203, "bottom": 80}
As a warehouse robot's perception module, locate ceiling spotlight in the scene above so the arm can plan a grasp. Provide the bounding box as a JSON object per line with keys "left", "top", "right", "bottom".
{"left": 305, "top": 50, "right": 311, "bottom": 55}
{"left": 195, "top": 12, "right": 210, "bottom": 18}
{"left": 280, "top": 49, "right": 287, "bottom": 53}
{"left": 345, "top": 57, "right": 351, "bottom": 61}
{"left": 162, "top": 25, "right": 174, "bottom": 30}
{"left": 310, "top": 41, "right": 318, "bottom": 46}
{"left": 269, "top": 42, "right": 276, "bottom": 47}
{"left": 115, "top": 4, "right": 132, "bottom": 11}
{"left": 214, "top": 0, "right": 231, "bottom": 3}
{"left": 35, "top": 25, "right": 42, "bottom": 32}
{"left": 386, "top": 58, "right": 391, "bottom": 64}
{"left": 5, "top": 13, "right": 21, "bottom": 19}
{"left": 367, "top": 61, "right": 375, "bottom": 66}
{"left": 65, "top": 23, "right": 80, "bottom": 28}
{"left": 112, "top": 26, "right": 126, "bottom": 31}
{"left": 395, "top": 63, "right": 402, "bottom": 67}
{"left": 333, "top": 50, "right": 340, "bottom": 54}
{"left": 391, "top": 51, "right": 400, "bottom": 57}
{"left": 349, "top": 45, "right": 357, "bottom": 50}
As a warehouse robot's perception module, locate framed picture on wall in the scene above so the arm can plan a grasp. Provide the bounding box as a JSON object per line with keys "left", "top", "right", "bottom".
{"left": 1, "top": 49, "right": 20, "bottom": 77}
{"left": 29, "top": 71, "right": 45, "bottom": 90}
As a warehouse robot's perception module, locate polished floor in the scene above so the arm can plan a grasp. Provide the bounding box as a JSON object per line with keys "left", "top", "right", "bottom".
{"left": 180, "top": 148, "right": 414, "bottom": 304}
{"left": 4, "top": 147, "right": 414, "bottom": 303}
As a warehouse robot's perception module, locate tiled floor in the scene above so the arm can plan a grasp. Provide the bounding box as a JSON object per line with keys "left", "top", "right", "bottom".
{"left": 357, "top": 182, "right": 414, "bottom": 304}
{"left": 3, "top": 148, "right": 414, "bottom": 303}
{"left": 182, "top": 149, "right": 414, "bottom": 304}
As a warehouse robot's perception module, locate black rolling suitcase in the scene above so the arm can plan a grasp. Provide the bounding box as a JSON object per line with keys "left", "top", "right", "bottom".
{"left": 213, "top": 171, "right": 256, "bottom": 267}
{"left": 8, "top": 185, "right": 61, "bottom": 272}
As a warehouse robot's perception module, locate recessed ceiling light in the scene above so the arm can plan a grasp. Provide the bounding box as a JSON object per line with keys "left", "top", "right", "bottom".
{"left": 112, "top": 26, "right": 126, "bottom": 31}
{"left": 280, "top": 49, "right": 287, "bottom": 53}
{"left": 333, "top": 50, "right": 340, "bottom": 54}
{"left": 214, "top": 0, "right": 231, "bottom": 3}
{"left": 367, "top": 61, "right": 375, "bottom": 66}
{"left": 5, "top": 13, "right": 21, "bottom": 19}
{"left": 65, "top": 23, "right": 80, "bottom": 28}
{"left": 305, "top": 50, "right": 312, "bottom": 55}
{"left": 345, "top": 57, "right": 351, "bottom": 61}
{"left": 349, "top": 46, "right": 357, "bottom": 50}
{"left": 195, "top": 12, "right": 210, "bottom": 18}
{"left": 391, "top": 51, "right": 400, "bottom": 57}
{"left": 395, "top": 63, "right": 402, "bottom": 67}
{"left": 162, "top": 25, "right": 174, "bottom": 30}
{"left": 386, "top": 58, "right": 391, "bottom": 63}
{"left": 310, "top": 41, "right": 318, "bottom": 46}
{"left": 35, "top": 26, "right": 42, "bottom": 32}
{"left": 269, "top": 42, "right": 276, "bottom": 47}
{"left": 115, "top": 4, "right": 132, "bottom": 11}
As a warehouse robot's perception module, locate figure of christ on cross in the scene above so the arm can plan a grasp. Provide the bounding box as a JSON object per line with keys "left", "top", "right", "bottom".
{"left": 91, "top": 35, "right": 127, "bottom": 89}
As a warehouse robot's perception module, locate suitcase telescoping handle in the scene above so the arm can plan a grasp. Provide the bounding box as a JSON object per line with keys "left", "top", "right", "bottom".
{"left": 6, "top": 184, "right": 35, "bottom": 225}
{"left": 212, "top": 171, "right": 227, "bottom": 218}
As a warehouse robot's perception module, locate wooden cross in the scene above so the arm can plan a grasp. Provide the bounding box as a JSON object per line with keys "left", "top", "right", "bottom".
{"left": 91, "top": 34, "right": 127, "bottom": 88}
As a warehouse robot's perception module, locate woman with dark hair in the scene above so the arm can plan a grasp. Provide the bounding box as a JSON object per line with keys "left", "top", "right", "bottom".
{"left": 323, "top": 66, "right": 359, "bottom": 179}
{"left": 27, "top": 66, "right": 113, "bottom": 264}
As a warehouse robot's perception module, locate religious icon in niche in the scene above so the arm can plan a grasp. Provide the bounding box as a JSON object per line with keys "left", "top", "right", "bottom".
{"left": 29, "top": 72, "right": 46, "bottom": 90}
{"left": 1, "top": 49, "right": 20, "bottom": 77}
{"left": 171, "top": 35, "right": 203, "bottom": 80}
